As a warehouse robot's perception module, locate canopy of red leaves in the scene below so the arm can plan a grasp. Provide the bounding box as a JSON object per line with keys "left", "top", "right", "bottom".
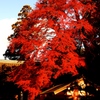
{"left": 4, "top": 0, "right": 100, "bottom": 100}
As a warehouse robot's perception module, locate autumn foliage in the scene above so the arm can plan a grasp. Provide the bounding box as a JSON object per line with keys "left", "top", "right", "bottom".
{"left": 4, "top": 0, "right": 100, "bottom": 100}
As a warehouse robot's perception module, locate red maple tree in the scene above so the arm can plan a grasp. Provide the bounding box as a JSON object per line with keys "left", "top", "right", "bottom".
{"left": 4, "top": 0, "right": 100, "bottom": 100}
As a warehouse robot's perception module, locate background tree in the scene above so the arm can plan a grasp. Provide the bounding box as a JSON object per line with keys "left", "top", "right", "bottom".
{"left": 84, "top": 0, "right": 100, "bottom": 84}
{"left": 3, "top": 0, "right": 100, "bottom": 100}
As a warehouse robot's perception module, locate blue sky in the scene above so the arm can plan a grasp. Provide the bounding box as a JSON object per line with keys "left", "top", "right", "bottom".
{"left": 0, "top": 0, "right": 38, "bottom": 59}
{"left": 0, "top": 0, "right": 37, "bottom": 20}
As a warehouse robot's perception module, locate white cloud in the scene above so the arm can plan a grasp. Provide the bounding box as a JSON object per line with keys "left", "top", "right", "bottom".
{"left": 0, "top": 18, "right": 17, "bottom": 59}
